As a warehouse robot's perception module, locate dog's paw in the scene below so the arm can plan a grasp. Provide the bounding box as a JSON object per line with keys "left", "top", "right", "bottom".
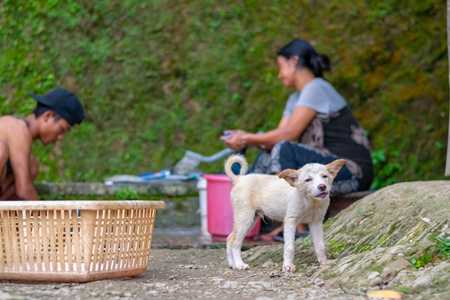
{"left": 282, "top": 264, "right": 296, "bottom": 273}
{"left": 234, "top": 263, "right": 249, "bottom": 270}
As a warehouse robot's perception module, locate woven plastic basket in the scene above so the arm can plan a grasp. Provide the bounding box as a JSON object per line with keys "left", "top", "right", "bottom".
{"left": 0, "top": 200, "right": 165, "bottom": 282}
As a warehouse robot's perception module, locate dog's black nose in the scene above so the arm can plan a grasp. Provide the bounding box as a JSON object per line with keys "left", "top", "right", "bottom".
{"left": 318, "top": 184, "right": 326, "bottom": 191}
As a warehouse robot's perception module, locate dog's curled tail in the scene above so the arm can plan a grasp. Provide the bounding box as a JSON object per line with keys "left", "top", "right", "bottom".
{"left": 224, "top": 154, "right": 248, "bottom": 183}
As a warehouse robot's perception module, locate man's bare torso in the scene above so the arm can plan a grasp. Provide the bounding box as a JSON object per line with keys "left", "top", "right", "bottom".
{"left": 0, "top": 116, "right": 33, "bottom": 182}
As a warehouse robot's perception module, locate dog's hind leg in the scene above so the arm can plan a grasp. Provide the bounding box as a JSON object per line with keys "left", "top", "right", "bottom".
{"left": 226, "top": 232, "right": 236, "bottom": 269}
{"left": 229, "top": 215, "right": 259, "bottom": 270}
{"left": 282, "top": 218, "right": 297, "bottom": 273}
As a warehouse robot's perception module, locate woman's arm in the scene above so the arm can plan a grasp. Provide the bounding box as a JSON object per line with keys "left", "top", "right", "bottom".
{"left": 223, "top": 106, "right": 317, "bottom": 151}
{"left": 277, "top": 116, "right": 289, "bottom": 129}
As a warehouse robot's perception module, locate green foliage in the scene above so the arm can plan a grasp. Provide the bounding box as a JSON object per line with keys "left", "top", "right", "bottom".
{"left": 329, "top": 239, "right": 347, "bottom": 254}
{"left": 355, "top": 243, "right": 375, "bottom": 254}
{"left": 0, "top": 0, "right": 448, "bottom": 187}
{"left": 371, "top": 150, "right": 403, "bottom": 189}
{"left": 40, "top": 193, "right": 65, "bottom": 201}
{"left": 410, "top": 252, "right": 433, "bottom": 269}
{"left": 114, "top": 188, "right": 139, "bottom": 200}
{"left": 428, "top": 235, "right": 450, "bottom": 260}
{"left": 408, "top": 235, "right": 450, "bottom": 269}
{"left": 40, "top": 193, "right": 161, "bottom": 201}
{"left": 302, "top": 237, "right": 313, "bottom": 247}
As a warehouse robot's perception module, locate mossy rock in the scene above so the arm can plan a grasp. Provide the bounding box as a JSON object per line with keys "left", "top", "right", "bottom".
{"left": 244, "top": 181, "right": 450, "bottom": 293}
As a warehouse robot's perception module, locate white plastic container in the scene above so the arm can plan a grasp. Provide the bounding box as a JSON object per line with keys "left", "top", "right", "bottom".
{"left": 196, "top": 177, "right": 210, "bottom": 236}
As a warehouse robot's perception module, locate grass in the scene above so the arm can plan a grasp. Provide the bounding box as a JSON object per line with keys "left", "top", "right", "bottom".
{"left": 427, "top": 235, "right": 450, "bottom": 260}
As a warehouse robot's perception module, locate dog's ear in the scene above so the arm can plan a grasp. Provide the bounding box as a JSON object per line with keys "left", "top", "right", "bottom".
{"left": 278, "top": 169, "right": 298, "bottom": 186}
{"left": 326, "top": 159, "right": 346, "bottom": 178}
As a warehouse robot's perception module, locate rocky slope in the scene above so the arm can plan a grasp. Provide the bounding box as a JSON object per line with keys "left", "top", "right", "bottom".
{"left": 245, "top": 181, "right": 450, "bottom": 298}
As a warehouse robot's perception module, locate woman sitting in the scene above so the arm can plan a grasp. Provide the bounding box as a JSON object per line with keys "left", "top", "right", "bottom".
{"left": 221, "top": 38, "right": 373, "bottom": 240}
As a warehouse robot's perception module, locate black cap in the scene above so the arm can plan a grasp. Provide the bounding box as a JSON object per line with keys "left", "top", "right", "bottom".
{"left": 29, "top": 88, "right": 85, "bottom": 126}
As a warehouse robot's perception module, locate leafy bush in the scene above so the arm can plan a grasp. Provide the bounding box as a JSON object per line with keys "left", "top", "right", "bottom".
{"left": 0, "top": 0, "right": 447, "bottom": 189}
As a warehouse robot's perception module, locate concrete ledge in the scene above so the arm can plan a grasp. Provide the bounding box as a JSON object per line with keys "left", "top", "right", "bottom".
{"left": 34, "top": 179, "right": 199, "bottom": 197}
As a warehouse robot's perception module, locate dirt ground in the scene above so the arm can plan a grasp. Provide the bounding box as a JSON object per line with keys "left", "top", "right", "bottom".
{"left": 0, "top": 247, "right": 367, "bottom": 300}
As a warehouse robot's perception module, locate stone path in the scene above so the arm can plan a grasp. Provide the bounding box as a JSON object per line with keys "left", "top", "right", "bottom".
{"left": 0, "top": 248, "right": 366, "bottom": 300}
{"left": 0, "top": 226, "right": 365, "bottom": 300}
{"left": 152, "top": 226, "right": 279, "bottom": 249}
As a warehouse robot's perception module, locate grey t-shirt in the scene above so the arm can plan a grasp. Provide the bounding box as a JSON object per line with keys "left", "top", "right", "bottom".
{"left": 281, "top": 78, "right": 373, "bottom": 190}
{"left": 283, "top": 78, "right": 347, "bottom": 118}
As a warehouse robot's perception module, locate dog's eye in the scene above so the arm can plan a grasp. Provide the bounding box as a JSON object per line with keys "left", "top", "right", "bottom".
{"left": 305, "top": 178, "right": 312, "bottom": 182}
{"left": 322, "top": 175, "right": 328, "bottom": 179}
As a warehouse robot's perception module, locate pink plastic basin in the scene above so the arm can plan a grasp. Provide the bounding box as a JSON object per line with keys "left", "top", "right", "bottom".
{"left": 203, "top": 174, "right": 261, "bottom": 241}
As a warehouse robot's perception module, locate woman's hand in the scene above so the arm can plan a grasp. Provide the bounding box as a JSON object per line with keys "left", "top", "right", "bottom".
{"left": 221, "top": 130, "right": 248, "bottom": 152}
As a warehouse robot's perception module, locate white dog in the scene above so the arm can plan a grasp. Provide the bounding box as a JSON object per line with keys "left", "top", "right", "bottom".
{"left": 224, "top": 154, "right": 346, "bottom": 272}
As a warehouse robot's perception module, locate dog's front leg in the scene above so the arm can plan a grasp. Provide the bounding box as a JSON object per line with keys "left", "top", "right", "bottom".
{"left": 309, "top": 220, "right": 328, "bottom": 265}
{"left": 282, "top": 219, "right": 297, "bottom": 273}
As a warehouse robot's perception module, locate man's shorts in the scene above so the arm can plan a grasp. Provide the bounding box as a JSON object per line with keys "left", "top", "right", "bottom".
{"left": 6, "top": 159, "right": 12, "bottom": 175}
